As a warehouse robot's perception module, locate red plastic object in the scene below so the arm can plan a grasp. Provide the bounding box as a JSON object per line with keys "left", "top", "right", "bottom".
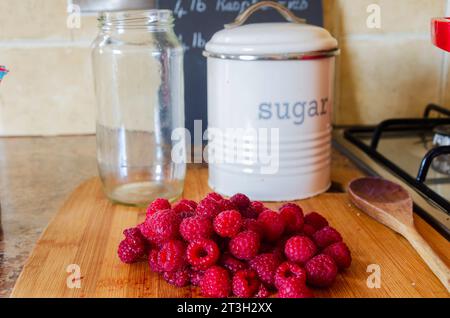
{"left": 432, "top": 17, "right": 450, "bottom": 52}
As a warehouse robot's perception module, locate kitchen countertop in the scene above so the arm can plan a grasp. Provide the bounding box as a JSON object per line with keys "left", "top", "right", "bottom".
{"left": 0, "top": 135, "right": 364, "bottom": 298}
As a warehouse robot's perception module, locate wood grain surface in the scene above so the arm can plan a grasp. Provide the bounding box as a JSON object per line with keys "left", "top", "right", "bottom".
{"left": 11, "top": 167, "right": 450, "bottom": 298}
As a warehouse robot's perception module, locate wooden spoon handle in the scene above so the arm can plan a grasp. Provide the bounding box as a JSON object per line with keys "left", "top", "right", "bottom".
{"left": 404, "top": 228, "right": 450, "bottom": 293}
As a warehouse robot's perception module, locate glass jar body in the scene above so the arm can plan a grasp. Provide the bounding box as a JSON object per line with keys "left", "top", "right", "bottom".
{"left": 92, "top": 10, "right": 185, "bottom": 206}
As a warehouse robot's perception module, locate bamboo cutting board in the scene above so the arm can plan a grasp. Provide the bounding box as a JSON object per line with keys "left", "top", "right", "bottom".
{"left": 11, "top": 167, "right": 450, "bottom": 298}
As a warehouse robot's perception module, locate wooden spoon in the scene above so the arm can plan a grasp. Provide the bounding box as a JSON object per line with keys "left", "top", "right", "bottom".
{"left": 348, "top": 177, "right": 450, "bottom": 292}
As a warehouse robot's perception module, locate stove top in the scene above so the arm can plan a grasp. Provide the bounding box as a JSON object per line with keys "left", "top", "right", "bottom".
{"left": 334, "top": 104, "right": 450, "bottom": 240}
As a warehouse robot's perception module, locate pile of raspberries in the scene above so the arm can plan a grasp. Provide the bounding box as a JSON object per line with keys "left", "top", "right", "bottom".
{"left": 117, "top": 192, "right": 351, "bottom": 298}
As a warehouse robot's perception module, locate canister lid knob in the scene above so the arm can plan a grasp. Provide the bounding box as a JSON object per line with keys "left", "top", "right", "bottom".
{"left": 225, "top": 1, "right": 306, "bottom": 29}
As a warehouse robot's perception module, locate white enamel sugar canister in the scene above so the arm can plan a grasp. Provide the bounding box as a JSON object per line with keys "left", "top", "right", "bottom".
{"left": 203, "top": 1, "right": 339, "bottom": 201}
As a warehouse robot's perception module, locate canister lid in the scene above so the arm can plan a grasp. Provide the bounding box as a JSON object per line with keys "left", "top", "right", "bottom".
{"left": 205, "top": 22, "right": 338, "bottom": 56}
{"left": 204, "top": 1, "right": 338, "bottom": 60}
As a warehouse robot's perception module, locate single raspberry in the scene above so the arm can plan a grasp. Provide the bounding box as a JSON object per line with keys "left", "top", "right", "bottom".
{"left": 305, "top": 254, "right": 338, "bottom": 288}
{"left": 313, "top": 226, "right": 343, "bottom": 249}
{"left": 186, "top": 238, "right": 220, "bottom": 270}
{"left": 279, "top": 203, "right": 304, "bottom": 233}
{"left": 145, "top": 209, "right": 181, "bottom": 244}
{"left": 213, "top": 210, "right": 243, "bottom": 238}
{"left": 302, "top": 224, "right": 317, "bottom": 238}
{"left": 146, "top": 198, "right": 171, "bottom": 218}
{"left": 255, "top": 284, "right": 270, "bottom": 298}
{"left": 123, "top": 227, "right": 149, "bottom": 253}
{"left": 163, "top": 268, "right": 191, "bottom": 287}
{"left": 274, "top": 262, "right": 307, "bottom": 289}
{"left": 190, "top": 270, "right": 204, "bottom": 286}
{"left": 304, "top": 212, "right": 329, "bottom": 230}
{"left": 278, "top": 279, "right": 314, "bottom": 298}
{"left": 117, "top": 227, "right": 147, "bottom": 263}
{"left": 218, "top": 198, "right": 236, "bottom": 212}
{"left": 148, "top": 249, "right": 162, "bottom": 273}
{"left": 249, "top": 253, "right": 281, "bottom": 287}
{"left": 257, "top": 210, "right": 285, "bottom": 242}
{"left": 284, "top": 235, "right": 317, "bottom": 265}
{"left": 205, "top": 192, "right": 223, "bottom": 202}
{"left": 118, "top": 240, "right": 145, "bottom": 264}
{"left": 243, "top": 218, "right": 263, "bottom": 236}
{"left": 229, "top": 230, "right": 260, "bottom": 261}
{"left": 232, "top": 269, "right": 261, "bottom": 298}
{"left": 173, "top": 199, "right": 197, "bottom": 219}
{"left": 219, "top": 253, "right": 248, "bottom": 273}
{"left": 200, "top": 266, "right": 231, "bottom": 298}
{"left": 179, "top": 216, "right": 213, "bottom": 241}
{"left": 323, "top": 242, "right": 352, "bottom": 270}
{"left": 157, "top": 240, "right": 186, "bottom": 272}
{"left": 230, "top": 193, "right": 250, "bottom": 211}
{"left": 241, "top": 201, "right": 264, "bottom": 219}
{"left": 196, "top": 197, "right": 222, "bottom": 219}
{"left": 251, "top": 201, "right": 265, "bottom": 214}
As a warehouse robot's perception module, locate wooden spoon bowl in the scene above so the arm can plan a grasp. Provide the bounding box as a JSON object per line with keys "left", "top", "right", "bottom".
{"left": 348, "top": 177, "right": 450, "bottom": 292}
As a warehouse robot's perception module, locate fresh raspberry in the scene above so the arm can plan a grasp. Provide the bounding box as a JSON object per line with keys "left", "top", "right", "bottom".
{"left": 213, "top": 210, "right": 243, "bottom": 238}
{"left": 302, "top": 224, "right": 317, "bottom": 238}
{"left": 200, "top": 266, "right": 231, "bottom": 298}
{"left": 241, "top": 201, "right": 264, "bottom": 219}
{"left": 254, "top": 284, "right": 270, "bottom": 298}
{"left": 274, "top": 262, "right": 307, "bottom": 289}
{"left": 179, "top": 216, "right": 213, "bottom": 242}
{"left": 243, "top": 218, "right": 263, "bottom": 237}
{"left": 304, "top": 212, "right": 329, "bottom": 230}
{"left": 218, "top": 198, "right": 236, "bottom": 212}
{"left": 257, "top": 210, "right": 285, "bottom": 242}
{"left": 305, "top": 254, "right": 338, "bottom": 288}
{"left": 323, "top": 242, "right": 352, "bottom": 270}
{"left": 123, "top": 227, "right": 149, "bottom": 253}
{"left": 229, "top": 230, "right": 260, "bottom": 261}
{"left": 163, "top": 268, "right": 191, "bottom": 287}
{"left": 313, "top": 226, "right": 343, "bottom": 249}
{"left": 196, "top": 197, "right": 222, "bottom": 219}
{"left": 279, "top": 203, "right": 304, "bottom": 233}
{"left": 249, "top": 253, "right": 281, "bottom": 287}
{"left": 173, "top": 199, "right": 197, "bottom": 219}
{"left": 232, "top": 269, "right": 261, "bottom": 298}
{"left": 284, "top": 235, "right": 317, "bottom": 265}
{"left": 148, "top": 249, "right": 162, "bottom": 273}
{"left": 146, "top": 198, "right": 171, "bottom": 218}
{"left": 157, "top": 240, "right": 186, "bottom": 272}
{"left": 186, "top": 238, "right": 220, "bottom": 270}
{"left": 117, "top": 227, "right": 147, "bottom": 263}
{"left": 145, "top": 209, "right": 181, "bottom": 244}
{"left": 205, "top": 192, "right": 224, "bottom": 202}
{"left": 118, "top": 240, "right": 145, "bottom": 264}
{"left": 278, "top": 279, "right": 314, "bottom": 298}
{"left": 219, "top": 253, "right": 248, "bottom": 273}
{"left": 250, "top": 201, "right": 265, "bottom": 214}
{"left": 230, "top": 193, "right": 250, "bottom": 211}
{"left": 189, "top": 270, "right": 204, "bottom": 287}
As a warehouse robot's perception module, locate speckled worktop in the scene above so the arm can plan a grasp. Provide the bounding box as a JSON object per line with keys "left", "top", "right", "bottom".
{"left": 0, "top": 135, "right": 365, "bottom": 297}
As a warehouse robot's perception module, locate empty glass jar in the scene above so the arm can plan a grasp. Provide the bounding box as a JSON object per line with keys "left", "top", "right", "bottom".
{"left": 92, "top": 10, "right": 186, "bottom": 206}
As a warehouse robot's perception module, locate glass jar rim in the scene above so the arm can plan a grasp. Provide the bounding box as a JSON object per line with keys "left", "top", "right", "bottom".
{"left": 99, "top": 9, "right": 174, "bottom": 30}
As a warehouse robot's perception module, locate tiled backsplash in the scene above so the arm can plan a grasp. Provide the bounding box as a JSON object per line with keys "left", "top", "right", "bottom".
{"left": 0, "top": 0, "right": 448, "bottom": 136}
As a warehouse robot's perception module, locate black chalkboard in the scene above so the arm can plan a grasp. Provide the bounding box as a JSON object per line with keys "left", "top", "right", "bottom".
{"left": 157, "top": 0, "right": 324, "bottom": 135}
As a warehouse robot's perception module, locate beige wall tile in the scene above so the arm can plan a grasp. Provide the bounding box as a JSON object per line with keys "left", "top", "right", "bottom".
{"left": 0, "top": 46, "right": 95, "bottom": 136}
{"left": 70, "top": 14, "right": 99, "bottom": 42}
{"left": 0, "top": 0, "right": 70, "bottom": 40}
{"left": 336, "top": 38, "right": 442, "bottom": 125}
{"left": 331, "top": 0, "right": 446, "bottom": 35}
